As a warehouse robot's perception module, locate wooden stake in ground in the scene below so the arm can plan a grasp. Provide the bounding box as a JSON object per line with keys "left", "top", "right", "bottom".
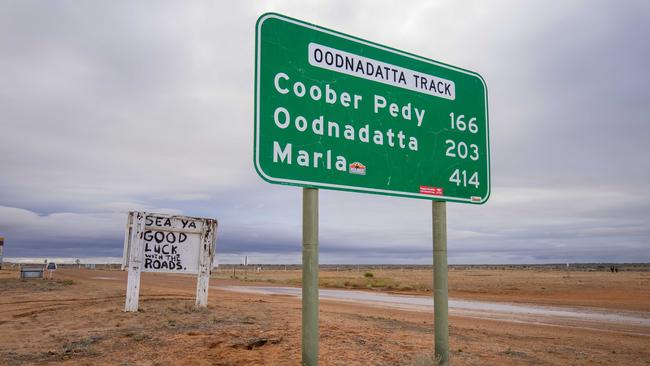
{"left": 125, "top": 212, "right": 145, "bottom": 312}
{"left": 196, "top": 220, "right": 217, "bottom": 307}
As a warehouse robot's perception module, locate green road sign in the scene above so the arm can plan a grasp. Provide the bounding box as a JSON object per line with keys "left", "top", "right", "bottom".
{"left": 254, "top": 13, "right": 490, "bottom": 204}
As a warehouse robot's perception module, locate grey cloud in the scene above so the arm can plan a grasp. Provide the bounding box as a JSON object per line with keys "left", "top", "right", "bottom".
{"left": 1, "top": 1, "right": 649, "bottom": 264}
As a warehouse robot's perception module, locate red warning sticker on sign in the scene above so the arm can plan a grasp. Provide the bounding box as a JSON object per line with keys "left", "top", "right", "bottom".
{"left": 349, "top": 162, "right": 366, "bottom": 175}
{"left": 420, "top": 186, "right": 443, "bottom": 196}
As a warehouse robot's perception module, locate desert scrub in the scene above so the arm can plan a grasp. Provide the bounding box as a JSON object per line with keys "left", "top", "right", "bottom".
{"left": 61, "top": 335, "right": 103, "bottom": 356}
{"left": 318, "top": 276, "right": 401, "bottom": 290}
{"left": 125, "top": 331, "right": 150, "bottom": 342}
{"left": 408, "top": 353, "right": 442, "bottom": 366}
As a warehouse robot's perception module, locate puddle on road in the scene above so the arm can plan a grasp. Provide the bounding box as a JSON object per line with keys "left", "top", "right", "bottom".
{"left": 218, "top": 285, "right": 650, "bottom": 328}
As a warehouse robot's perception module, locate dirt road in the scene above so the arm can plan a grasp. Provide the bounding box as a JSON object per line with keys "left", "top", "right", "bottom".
{"left": 222, "top": 285, "right": 650, "bottom": 337}
{"left": 1, "top": 268, "right": 649, "bottom": 365}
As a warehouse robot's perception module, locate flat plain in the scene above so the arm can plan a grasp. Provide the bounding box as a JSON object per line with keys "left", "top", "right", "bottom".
{"left": 0, "top": 265, "right": 648, "bottom": 365}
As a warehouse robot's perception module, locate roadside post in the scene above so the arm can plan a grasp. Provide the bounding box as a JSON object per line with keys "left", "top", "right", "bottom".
{"left": 46, "top": 261, "right": 57, "bottom": 279}
{"left": 255, "top": 13, "right": 490, "bottom": 365}
{"left": 0, "top": 236, "right": 4, "bottom": 270}
{"left": 432, "top": 201, "right": 449, "bottom": 364}
{"left": 122, "top": 212, "right": 218, "bottom": 312}
{"left": 302, "top": 187, "right": 319, "bottom": 365}
{"left": 124, "top": 212, "right": 145, "bottom": 312}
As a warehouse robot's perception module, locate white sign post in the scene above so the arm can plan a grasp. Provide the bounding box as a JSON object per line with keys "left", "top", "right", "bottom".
{"left": 122, "top": 211, "right": 218, "bottom": 312}
{"left": 46, "top": 262, "right": 57, "bottom": 279}
{"left": 0, "top": 236, "right": 4, "bottom": 270}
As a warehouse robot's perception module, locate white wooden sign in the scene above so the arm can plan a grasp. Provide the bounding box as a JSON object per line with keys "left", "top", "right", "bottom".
{"left": 122, "top": 212, "right": 218, "bottom": 312}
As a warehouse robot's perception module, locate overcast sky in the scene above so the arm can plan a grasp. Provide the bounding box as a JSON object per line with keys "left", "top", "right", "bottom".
{"left": 1, "top": 1, "right": 649, "bottom": 264}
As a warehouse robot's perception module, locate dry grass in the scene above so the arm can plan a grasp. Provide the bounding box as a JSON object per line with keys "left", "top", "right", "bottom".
{"left": 214, "top": 268, "right": 431, "bottom": 292}
{"left": 408, "top": 352, "right": 443, "bottom": 366}
{"left": 212, "top": 267, "right": 650, "bottom": 311}
{"left": 1, "top": 267, "right": 648, "bottom": 365}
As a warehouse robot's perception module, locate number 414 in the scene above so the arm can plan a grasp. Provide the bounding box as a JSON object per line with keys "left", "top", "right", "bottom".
{"left": 449, "top": 169, "right": 479, "bottom": 188}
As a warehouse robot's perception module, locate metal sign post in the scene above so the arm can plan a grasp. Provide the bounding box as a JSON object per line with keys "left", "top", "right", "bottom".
{"left": 432, "top": 201, "right": 449, "bottom": 365}
{"left": 302, "top": 188, "right": 319, "bottom": 365}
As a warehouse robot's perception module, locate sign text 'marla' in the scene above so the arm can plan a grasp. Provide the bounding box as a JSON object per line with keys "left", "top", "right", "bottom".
{"left": 254, "top": 13, "right": 490, "bottom": 203}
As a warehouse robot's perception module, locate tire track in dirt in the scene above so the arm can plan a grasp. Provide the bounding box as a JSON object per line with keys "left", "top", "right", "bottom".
{"left": 0, "top": 293, "right": 194, "bottom": 306}
{"left": 6, "top": 295, "right": 196, "bottom": 319}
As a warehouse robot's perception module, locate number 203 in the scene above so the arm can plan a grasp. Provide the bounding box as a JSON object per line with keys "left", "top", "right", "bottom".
{"left": 445, "top": 140, "right": 479, "bottom": 161}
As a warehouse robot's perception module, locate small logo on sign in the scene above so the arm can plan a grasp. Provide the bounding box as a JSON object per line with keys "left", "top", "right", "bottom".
{"left": 349, "top": 162, "right": 366, "bottom": 175}
{"left": 420, "top": 186, "right": 443, "bottom": 196}
{"left": 471, "top": 196, "right": 482, "bottom": 202}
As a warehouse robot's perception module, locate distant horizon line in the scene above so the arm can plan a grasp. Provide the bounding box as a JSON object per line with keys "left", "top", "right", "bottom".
{"left": 2, "top": 257, "right": 648, "bottom": 266}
